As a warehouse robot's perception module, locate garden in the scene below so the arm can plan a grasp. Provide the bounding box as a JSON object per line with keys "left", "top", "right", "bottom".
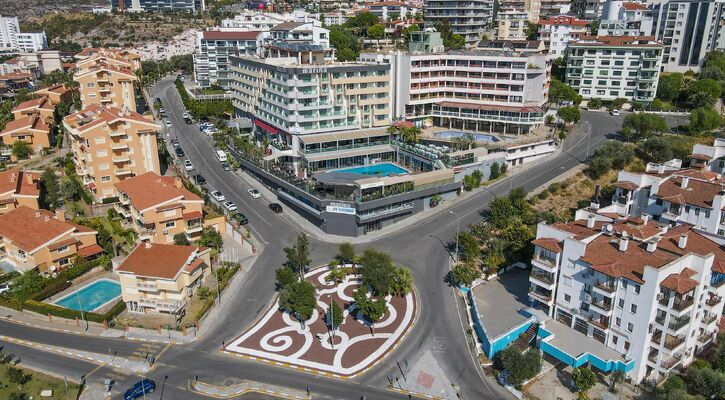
{"left": 0, "top": 354, "right": 81, "bottom": 400}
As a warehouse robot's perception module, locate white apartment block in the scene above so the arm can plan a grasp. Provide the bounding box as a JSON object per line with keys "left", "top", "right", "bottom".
{"left": 565, "top": 36, "right": 662, "bottom": 102}
{"left": 598, "top": 1, "right": 654, "bottom": 37}
{"left": 323, "top": 12, "right": 351, "bottom": 26}
{"left": 538, "top": 15, "right": 591, "bottom": 58}
{"left": 529, "top": 212, "right": 725, "bottom": 384}
{"left": 0, "top": 16, "right": 19, "bottom": 49}
{"left": 15, "top": 33, "right": 47, "bottom": 53}
{"left": 0, "top": 16, "right": 46, "bottom": 53}
{"left": 572, "top": 0, "right": 605, "bottom": 19}
{"left": 193, "top": 30, "right": 262, "bottom": 88}
{"left": 424, "top": 0, "right": 495, "bottom": 43}
{"left": 220, "top": 10, "right": 313, "bottom": 30}
{"left": 539, "top": 0, "right": 572, "bottom": 16}
{"left": 497, "top": 0, "right": 542, "bottom": 22}
{"left": 649, "top": 0, "right": 725, "bottom": 73}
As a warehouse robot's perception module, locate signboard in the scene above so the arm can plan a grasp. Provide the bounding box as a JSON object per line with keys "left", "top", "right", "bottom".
{"left": 326, "top": 202, "right": 356, "bottom": 215}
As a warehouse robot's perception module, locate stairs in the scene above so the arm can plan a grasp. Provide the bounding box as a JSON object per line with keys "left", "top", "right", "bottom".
{"left": 513, "top": 322, "right": 539, "bottom": 351}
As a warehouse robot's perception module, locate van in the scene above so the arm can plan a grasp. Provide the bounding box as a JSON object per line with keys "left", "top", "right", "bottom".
{"left": 216, "top": 150, "right": 227, "bottom": 162}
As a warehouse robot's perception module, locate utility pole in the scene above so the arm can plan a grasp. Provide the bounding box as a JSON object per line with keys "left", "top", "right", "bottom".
{"left": 449, "top": 211, "right": 460, "bottom": 264}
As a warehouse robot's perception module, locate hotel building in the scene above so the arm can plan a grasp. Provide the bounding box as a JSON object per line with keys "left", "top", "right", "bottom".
{"left": 565, "top": 36, "right": 663, "bottom": 102}
{"left": 63, "top": 105, "right": 160, "bottom": 201}
{"left": 74, "top": 50, "right": 141, "bottom": 112}
{"left": 194, "top": 30, "right": 262, "bottom": 88}
{"left": 423, "top": 0, "right": 495, "bottom": 43}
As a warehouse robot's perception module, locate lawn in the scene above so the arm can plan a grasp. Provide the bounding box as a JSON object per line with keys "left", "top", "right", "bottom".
{"left": 199, "top": 88, "right": 226, "bottom": 95}
{"left": 0, "top": 366, "right": 81, "bottom": 400}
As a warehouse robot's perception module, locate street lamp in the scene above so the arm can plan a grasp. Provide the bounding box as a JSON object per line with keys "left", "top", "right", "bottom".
{"left": 73, "top": 282, "right": 88, "bottom": 331}
{"left": 584, "top": 121, "right": 592, "bottom": 158}
{"left": 450, "top": 211, "right": 460, "bottom": 264}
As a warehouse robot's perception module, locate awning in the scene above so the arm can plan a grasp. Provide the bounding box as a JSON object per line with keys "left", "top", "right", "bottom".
{"left": 86, "top": 182, "right": 96, "bottom": 190}
{"left": 254, "top": 120, "right": 279, "bottom": 135}
{"left": 77, "top": 244, "right": 104, "bottom": 258}
{"left": 182, "top": 211, "right": 203, "bottom": 221}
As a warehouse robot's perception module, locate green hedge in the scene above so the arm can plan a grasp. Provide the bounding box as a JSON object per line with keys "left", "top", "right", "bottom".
{"left": 30, "top": 258, "right": 103, "bottom": 302}
{"left": 23, "top": 299, "right": 126, "bottom": 324}
{"left": 32, "top": 280, "right": 71, "bottom": 301}
{"left": 0, "top": 271, "right": 19, "bottom": 284}
{"left": 101, "top": 196, "right": 119, "bottom": 204}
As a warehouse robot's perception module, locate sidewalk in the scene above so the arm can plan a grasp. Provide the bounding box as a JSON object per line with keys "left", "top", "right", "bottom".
{"left": 192, "top": 380, "right": 308, "bottom": 399}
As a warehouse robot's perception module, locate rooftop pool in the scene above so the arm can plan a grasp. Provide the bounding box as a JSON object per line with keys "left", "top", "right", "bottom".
{"left": 336, "top": 163, "right": 408, "bottom": 176}
{"left": 434, "top": 131, "right": 499, "bottom": 143}
{"left": 53, "top": 279, "right": 122, "bottom": 312}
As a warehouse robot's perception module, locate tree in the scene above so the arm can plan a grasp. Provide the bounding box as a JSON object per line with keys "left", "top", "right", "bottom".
{"left": 483, "top": 249, "right": 505, "bottom": 277}
{"left": 497, "top": 347, "right": 542, "bottom": 388}
{"left": 339, "top": 242, "right": 355, "bottom": 264}
{"left": 275, "top": 266, "right": 298, "bottom": 289}
{"left": 489, "top": 196, "right": 516, "bottom": 228}
{"left": 489, "top": 162, "right": 501, "bottom": 179}
{"left": 714, "top": 332, "right": 725, "bottom": 371}
{"left": 687, "top": 79, "right": 722, "bottom": 107}
{"left": 353, "top": 289, "right": 388, "bottom": 335}
{"left": 197, "top": 226, "right": 223, "bottom": 250}
{"left": 435, "top": 20, "right": 465, "bottom": 50}
{"left": 390, "top": 266, "right": 413, "bottom": 295}
{"left": 621, "top": 113, "right": 668, "bottom": 141}
{"left": 549, "top": 78, "right": 581, "bottom": 105}
{"left": 359, "top": 248, "right": 397, "bottom": 295}
{"left": 657, "top": 73, "right": 684, "bottom": 102}
{"left": 345, "top": 12, "right": 379, "bottom": 32}
{"left": 525, "top": 22, "right": 539, "bottom": 40}
{"left": 500, "top": 220, "right": 534, "bottom": 254}
{"left": 5, "top": 366, "right": 32, "bottom": 389}
{"left": 684, "top": 364, "right": 725, "bottom": 399}
{"left": 173, "top": 233, "right": 190, "bottom": 245}
{"left": 641, "top": 137, "right": 673, "bottom": 162}
{"left": 655, "top": 375, "right": 689, "bottom": 400}
{"left": 60, "top": 177, "right": 81, "bottom": 202}
{"left": 279, "top": 280, "right": 317, "bottom": 327}
{"left": 196, "top": 286, "right": 211, "bottom": 300}
{"left": 366, "top": 24, "right": 385, "bottom": 41}
{"left": 572, "top": 366, "right": 597, "bottom": 399}
{"left": 9, "top": 393, "right": 29, "bottom": 400}
{"left": 457, "top": 231, "right": 480, "bottom": 261}
{"left": 689, "top": 106, "right": 722, "bottom": 134}
{"left": 326, "top": 301, "right": 343, "bottom": 330}
{"left": 557, "top": 106, "right": 581, "bottom": 125}
{"left": 388, "top": 124, "right": 422, "bottom": 144}
{"left": 449, "top": 261, "right": 481, "bottom": 287}
{"left": 284, "top": 233, "right": 311, "bottom": 278}
{"left": 11, "top": 141, "right": 29, "bottom": 159}
{"left": 587, "top": 98, "right": 602, "bottom": 110}
{"left": 39, "top": 168, "right": 59, "bottom": 211}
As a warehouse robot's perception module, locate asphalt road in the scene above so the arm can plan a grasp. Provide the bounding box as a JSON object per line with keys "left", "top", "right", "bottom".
{"left": 1, "top": 76, "right": 635, "bottom": 400}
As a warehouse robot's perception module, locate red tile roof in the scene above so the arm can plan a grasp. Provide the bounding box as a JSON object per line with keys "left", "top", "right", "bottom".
{"left": 115, "top": 172, "right": 201, "bottom": 212}
{"left": 538, "top": 16, "right": 590, "bottom": 26}
{"left": 660, "top": 272, "right": 699, "bottom": 294}
{"left": 1, "top": 114, "right": 50, "bottom": 135}
{"left": 689, "top": 153, "right": 712, "bottom": 161}
{"left": 117, "top": 243, "right": 208, "bottom": 279}
{"left": 584, "top": 235, "right": 677, "bottom": 284}
{"left": 532, "top": 237, "right": 562, "bottom": 253}
{"left": 614, "top": 181, "right": 639, "bottom": 190}
{"left": 0, "top": 168, "right": 40, "bottom": 197}
{"left": 182, "top": 211, "right": 203, "bottom": 221}
{"left": 655, "top": 176, "right": 724, "bottom": 209}
{"left": 0, "top": 206, "right": 83, "bottom": 252}
{"left": 77, "top": 244, "right": 104, "bottom": 258}
{"left": 622, "top": 2, "right": 647, "bottom": 11}
{"left": 13, "top": 97, "right": 54, "bottom": 113}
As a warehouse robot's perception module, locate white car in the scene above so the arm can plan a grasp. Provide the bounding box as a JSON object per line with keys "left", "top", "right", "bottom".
{"left": 610, "top": 109, "right": 621, "bottom": 116}
{"left": 248, "top": 188, "right": 261, "bottom": 199}
{"left": 165, "top": 120, "right": 172, "bottom": 127}
{"left": 0, "top": 282, "right": 11, "bottom": 295}
{"left": 184, "top": 159, "right": 194, "bottom": 171}
{"left": 210, "top": 191, "right": 225, "bottom": 202}
{"left": 182, "top": 112, "right": 189, "bottom": 119}
{"left": 223, "top": 201, "right": 237, "bottom": 211}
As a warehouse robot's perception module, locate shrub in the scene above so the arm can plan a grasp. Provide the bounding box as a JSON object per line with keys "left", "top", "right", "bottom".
{"left": 497, "top": 347, "right": 542, "bottom": 388}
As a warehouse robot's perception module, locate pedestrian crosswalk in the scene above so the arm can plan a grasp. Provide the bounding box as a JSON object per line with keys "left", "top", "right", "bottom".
{"left": 101, "top": 342, "right": 164, "bottom": 388}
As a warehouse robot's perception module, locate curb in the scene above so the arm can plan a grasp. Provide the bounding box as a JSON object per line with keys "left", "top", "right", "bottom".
{"left": 388, "top": 386, "right": 443, "bottom": 400}
{"left": 189, "top": 380, "right": 309, "bottom": 399}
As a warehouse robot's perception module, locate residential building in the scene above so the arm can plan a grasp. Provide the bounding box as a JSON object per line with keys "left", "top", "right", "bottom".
{"left": 496, "top": 11, "right": 530, "bottom": 41}
{"left": 528, "top": 211, "right": 725, "bottom": 383}
{"left": 369, "top": 1, "right": 413, "bottom": 21}
{"left": 0, "top": 206, "right": 103, "bottom": 274}
{"left": 74, "top": 50, "right": 141, "bottom": 112}
{"left": 538, "top": 16, "right": 591, "bottom": 58}
{"left": 323, "top": 12, "right": 352, "bottom": 26}
{"left": 63, "top": 104, "right": 161, "bottom": 201}
{"left": 266, "top": 22, "right": 331, "bottom": 51}
{"left": 117, "top": 243, "right": 211, "bottom": 315}
{"left": 110, "top": 0, "right": 206, "bottom": 12}
{"left": 689, "top": 137, "right": 725, "bottom": 174}
{"left": 408, "top": 30, "right": 445, "bottom": 53}
{"left": 0, "top": 16, "right": 46, "bottom": 52}
{"left": 497, "top": 0, "right": 542, "bottom": 22}
{"left": 598, "top": 2, "right": 654, "bottom": 37}
{"left": 424, "top": 0, "right": 495, "bottom": 43}
{"left": 539, "top": 0, "right": 572, "bottom": 16}
{"left": 0, "top": 168, "right": 40, "bottom": 214}
{"left": 0, "top": 114, "right": 51, "bottom": 154}
{"left": 565, "top": 36, "right": 663, "bottom": 102}
{"left": 114, "top": 172, "right": 225, "bottom": 244}
{"left": 0, "top": 16, "right": 20, "bottom": 49}
{"left": 33, "top": 84, "right": 73, "bottom": 105}
{"left": 220, "top": 11, "right": 311, "bottom": 30}
{"left": 649, "top": 0, "right": 725, "bottom": 73}
{"left": 13, "top": 50, "right": 67, "bottom": 76}
{"left": 15, "top": 33, "right": 47, "bottom": 53}
{"left": 0, "top": 72, "right": 33, "bottom": 98}
{"left": 193, "top": 30, "right": 263, "bottom": 88}
{"left": 12, "top": 96, "right": 56, "bottom": 125}
{"left": 572, "top": 0, "right": 605, "bottom": 19}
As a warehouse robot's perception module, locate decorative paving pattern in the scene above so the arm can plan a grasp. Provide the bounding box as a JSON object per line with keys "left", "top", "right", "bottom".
{"left": 225, "top": 266, "right": 416, "bottom": 377}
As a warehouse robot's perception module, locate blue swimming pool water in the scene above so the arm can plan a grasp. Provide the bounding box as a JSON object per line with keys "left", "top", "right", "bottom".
{"left": 53, "top": 279, "right": 122, "bottom": 312}
{"left": 0, "top": 259, "right": 16, "bottom": 274}
{"left": 435, "top": 131, "right": 499, "bottom": 143}
{"left": 337, "top": 163, "right": 408, "bottom": 176}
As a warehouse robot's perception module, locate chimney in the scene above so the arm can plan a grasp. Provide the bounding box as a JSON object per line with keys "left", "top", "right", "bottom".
{"left": 642, "top": 214, "right": 650, "bottom": 224}
{"left": 587, "top": 214, "right": 596, "bottom": 229}
{"left": 619, "top": 232, "right": 629, "bottom": 252}
{"left": 145, "top": 242, "right": 153, "bottom": 249}
{"left": 55, "top": 209, "right": 65, "bottom": 222}
{"left": 681, "top": 176, "right": 689, "bottom": 188}
{"left": 646, "top": 238, "right": 658, "bottom": 253}
{"left": 678, "top": 234, "right": 688, "bottom": 249}
{"left": 174, "top": 177, "right": 183, "bottom": 189}
{"left": 658, "top": 163, "right": 665, "bottom": 174}
{"left": 26, "top": 173, "right": 33, "bottom": 185}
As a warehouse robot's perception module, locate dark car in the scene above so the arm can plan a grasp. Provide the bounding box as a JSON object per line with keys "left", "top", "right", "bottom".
{"left": 124, "top": 379, "right": 155, "bottom": 400}
{"left": 175, "top": 147, "right": 185, "bottom": 157}
{"left": 195, "top": 174, "right": 207, "bottom": 185}
{"left": 269, "top": 203, "right": 283, "bottom": 213}
{"left": 232, "top": 212, "right": 249, "bottom": 225}
{"left": 222, "top": 162, "right": 231, "bottom": 171}
{"left": 154, "top": 97, "right": 162, "bottom": 104}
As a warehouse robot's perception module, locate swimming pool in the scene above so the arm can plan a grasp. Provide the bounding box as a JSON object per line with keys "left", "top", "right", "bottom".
{"left": 0, "top": 259, "right": 16, "bottom": 274}
{"left": 53, "top": 279, "right": 122, "bottom": 312}
{"left": 336, "top": 163, "right": 408, "bottom": 176}
{"left": 434, "top": 131, "right": 499, "bottom": 143}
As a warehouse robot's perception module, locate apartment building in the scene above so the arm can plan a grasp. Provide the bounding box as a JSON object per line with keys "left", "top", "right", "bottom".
{"left": 649, "top": 0, "right": 725, "bottom": 73}
{"left": 15, "top": 33, "right": 47, "bottom": 53}
{"left": 424, "top": 0, "right": 495, "bottom": 43}
{"left": 528, "top": 210, "right": 725, "bottom": 383}
{"left": 572, "top": 0, "right": 604, "bottom": 19}
{"left": 193, "top": 30, "right": 262, "bottom": 88}
{"left": 369, "top": 1, "right": 413, "bottom": 21}
{"left": 539, "top": 0, "right": 572, "bottom": 16}
{"left": 0, "top": 206, "right": 103, "bottom": 274}
{"left": 538, "top": 16, "right": 590, "bottom": 58}
{"left": 110, "top": 0, "right": 206, "bottom": 12}
{"left": 220, "top": 10, "right": 311, "bottom": 30}
{"left": 689, "top": 137, "right": 725, "bottom": 174}
{"left": 497, "top": 0, "right": 542, "bottom": 22}
{"left": 33, "top": 84, "right": 73, "bottom": 106}
{"left": 12, "top": 96, "right": 55, "bottom": 125}
{"left": 0, "top": 16, "right": 46, "bottom": 53}
{"left": 63, "top": 104, "right": 160, "bottom": 201}
{"left": 0, "top": 168, "right": 40, "bottom": 214}
{"left": 496, "top": 11, "right": 530, "bottom": 41}
{"left": 114, "top": 172, "right": 225, "bottom": 244}
{"left": 117, "top": 243, "right": 211, "bottom": 315}
{"left": 0, "top": 16, "right": 20, "bottom": 49}
{"left": 597, "top": 2, "right": 654, "bottom": 37}
{"left": 74, "top": 62, "right": 139, "bottom": 113}
{"left": 0, "top": 72, "right": 33, "bottom": 97}
{"left": 565, "top": 36, "right": 663, "bottom": 102}
{"left": 0, "top": 114, "right": 51, "bottom": 154}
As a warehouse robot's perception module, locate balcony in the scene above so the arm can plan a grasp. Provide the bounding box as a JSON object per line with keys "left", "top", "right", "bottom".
{"left": 661, "top": 208, "right": 681, "bottom": 220}
{"left": 664, "top": 335, "right": 685, "bottom": 351}
{"left": 588, "top": 316, "right": 610, "bottom": 330}
{"left": 660, "top": 296, "right": 694, "bottom": 313}
{"left": 590, "top": 298, "right": 613, "bottom": 316}
{"left": 660, "top": 353, "right": 682, "bottom": 370}
{"left": 698, "top": 332, "right": 714, "bottom": 344}
{"left": 113, "top": 156, "right": 130, "bottom": 164}
{"left": 110, "top": 142, "right": 129, "bottom": 151}
{"left": 702, "top": 313, "right": 717, "bottom": 325}
{"left": 530, "top": 271, "right": 555, "bottom": 289}
{"left": 647, "top": 350, "right": 658, "bottom": 363}
{"left": 532, "top": 255, "right": 557, "bottom": 272}
{"left": 651, "top": 331, "right": 663, "bottom": 345}
{"left": 137, "top": 282, "right": 158, "bottom": 292}
{"left": 186, "top": 222, "right": 203, "bottom": 234}
{"left": 137, "top": 227, "right": 155, "bottom": 241}
{"left": 655, "top": 314, "right": 666, "bottom": 326}
{"left": 593, "top": 280, "right": 617, "bottom": 296}
{"left": 705, "top": 295, "right": 722, "bottom": 307}
{"left": 528, "top": 288, "right": 553, "bottom": 303}
{"left": 114, "top": 204, "right": 129, "bottom": 217}
{"left": 115, "top": 168, "right": 132, "bottom": 176}
{"left": 667, "top": 315, "right": 690, "bottom": 332}
{"left": 119, "top": 194, "right": 130, "bottom": 205}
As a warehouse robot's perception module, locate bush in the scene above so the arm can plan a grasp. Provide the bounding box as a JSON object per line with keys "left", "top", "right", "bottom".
{"left": 101, "top": 196, "right": 119, "bottom": 204}
{"left": 497, "top": 347, "right": 542, "bottom": 388}
{"left": 587, "top": 98, "right": 603, "bottom": 109}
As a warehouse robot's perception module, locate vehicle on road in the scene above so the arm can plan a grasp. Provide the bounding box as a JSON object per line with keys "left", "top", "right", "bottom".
{"left": 199, "top": 122, "right": 213, "bottom": 131}
{"left": 248, "top": 188, "right": 261, "bottom": 199}
{"left": 222, "top": 162, "right": 231, "bottom": 171}
{"left": 159, "top": 107, "right": 165, "bottom": 114}
{"left": 175, "top": 147, "right": 185, "bottom": 157}
{"left": 204, "top": 128, "right": 218, "bottom": 136}
{"left": 269, "top": 203, "right": 283, "bottom": 213}
{"left": 124, "top": 379, "right": 155, "bottom": 400}
{"left": 195, "top": 174, "right": 207, "bottom": 185}
{"left": 171, "top": 138, "right": 180, "bottom": 147}
{"left": 210, "top": 191, "right": 225, "bottom": 201}
{"left": 182, "top": 112, "right": 189, "bottom": 119}
{"left": 165, "top": 120, "right": 172, "bottom": 128}
{"left": 610, "top": 109, "right": 620, "bottom": 116}
{"left": 184, "top": 117, "right": 193, "bottom": 124}
{"left": 154, "top": 97, "right": 162, "bottom": 105}
{"left": 232, "top": 212, "right": 248, "bottom": 225}
{"left": 184, "top": 160, "right": 194, "bottom": 171}
{"left": 216, "top": 150, "right": 227, "bottom": 162}
{"left": 223, "top": 201, "right": 237, "bottom": 211}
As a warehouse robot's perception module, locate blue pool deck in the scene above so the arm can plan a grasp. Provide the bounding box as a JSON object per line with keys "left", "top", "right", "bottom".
{"left": 434, "top": 130, "right": 499, "bottom": 143}
{"left": 53, "top": 278, "right": 122, "bottom": 312}
{"left": 335, "top": 163, "right": 408, "bottom": 176}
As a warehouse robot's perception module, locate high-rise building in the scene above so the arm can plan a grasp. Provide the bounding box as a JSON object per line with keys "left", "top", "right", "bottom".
{"left": 498, "top": 0, "right": 542, "bottom": 22}
{"left": 565, "top": 36, "right": 663, "bottom": 102}
{"left": 424, "top": 0, "right": 494, "bottom": 43}
{"left": 599, "top": 2, "right": 654, "bottom": 37}
{"left": 649, "top": 0, "right": 725, "bottom": 72}
{"left": 0, "top": 16, "right": 19, "bottom": 49}
{"left": 0, "top": 15, "right": 47, "bottom": 52}
{"left": 110, "top": 0, "right": 205, "bottom": 12}
{"left": 571, "top": 0, "right": 605, "bottom": 19}
{"left": 538, "top": 15, "right": 591, "bottom": 58}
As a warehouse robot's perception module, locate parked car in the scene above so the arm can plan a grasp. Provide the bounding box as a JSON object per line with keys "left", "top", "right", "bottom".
{"left": 164, "top": 120, "right": 172, "bottom": 128}
{"left": 223, "top": 201, "right": 237, "bottom": 211}
{"left": 124, "top": 379, "right": 155, "bottom": 400}
{"left": 175, "top": 147, "right": 185, "bottom": 157}
{"left": 248, "top": 188, "right": 261, "bottom": 199}
{"left": 171, "top": 138, "right": 180, "bottom": 148}
{"left": 199, "top": 122, "right": 213, "bottom": 131}
{"left": 184, "top": 117, "right": 193, "bottom": 124}
{"left": 154, "top": 97, "right": 162, "bottom": 104}
{"left": 210, "top": 191, "right": 225, "bottom": 201}
{"left": 0, "top": 282, "right": 11, "bottom": 294}
{"left": 184, "top": 160, "right": 194, "bottom": 171}
{"left": 195, "top": 174, "right": 207, "bottom": 185}
{"left": 158, "top": 107, "right": 165, "bottom": 114}
{"left": 182, "top": 112, "right": 189, "bottom": 119}
{"left": 269, "top": 203, "right": 283, "bottom": 213}
{"left": 610, "top": 109, "right": 620, "bottom": 116}
{"left": 221, "top": 162, "right": 231, "bottom": 171}
{"left": 232, "top": 212, "right": 248, "bottom": 225}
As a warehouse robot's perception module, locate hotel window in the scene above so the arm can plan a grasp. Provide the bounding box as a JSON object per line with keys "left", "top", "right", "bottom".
{"left": 101, "top": 176, "right": 111, "bottom": 182}
{"left": 87, "top": 83, "right": 95, "bottom": 88}
{"left": 564, "top": 294, "right": 571, "bottom": 302}
{"left": 627, "top": 323, "right": 633, "bottom": 332}
{"left": 630, "top": 304, "right": 637, "bottom": 314}
{"left": 165, "top": 221, "right": 175, "bottom": 228}
{"left": 618, "top": 299, "right": 625, "bottom": 308}
{"left": 615, "top": 317, "right": 621, "bottom": 326}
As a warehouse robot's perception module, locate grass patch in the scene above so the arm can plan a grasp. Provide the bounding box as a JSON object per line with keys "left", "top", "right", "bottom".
{"left": 529, "top": 169, "right": 619, "bottom": 221}
{"left": 0, "top": 366, "right": 81, "bottom": 399}
{"left": 200, "top": 88, "right": 225, "bottom": 95}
